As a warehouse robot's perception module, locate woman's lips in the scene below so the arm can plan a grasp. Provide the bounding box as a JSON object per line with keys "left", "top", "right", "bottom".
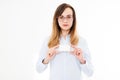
{"left": 63, "top": 24, "right": 68, "bottom": 27}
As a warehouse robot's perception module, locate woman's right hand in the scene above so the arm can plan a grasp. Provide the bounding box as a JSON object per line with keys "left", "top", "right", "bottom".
{"left": 42, "top": 45, "right": 59, "bottom": 64}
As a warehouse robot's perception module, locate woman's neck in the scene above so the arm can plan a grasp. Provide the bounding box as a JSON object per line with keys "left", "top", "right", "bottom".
{"left": 61, "top": 30, "right": 70, "bottom": 39}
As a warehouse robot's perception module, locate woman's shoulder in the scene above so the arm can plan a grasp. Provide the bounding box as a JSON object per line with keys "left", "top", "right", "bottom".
{"left": 44, "top": 35, "right": 50, "bottom": 41}
{"left": 78, "top": 35, "right": 88, "bottom": 45}
{"left": 41, "top": 35, "right": 50, "bottom": 45}
{"left": 78, "top": 35, "right": 87, "bottom": 42}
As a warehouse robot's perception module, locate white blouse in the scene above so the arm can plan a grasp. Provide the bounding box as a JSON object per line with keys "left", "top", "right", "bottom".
{"left": 36, "top": 35, "right": 93, "bottom": 80}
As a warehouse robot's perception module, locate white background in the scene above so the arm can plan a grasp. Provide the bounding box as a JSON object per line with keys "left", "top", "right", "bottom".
{"left": 0, "top": 0, "right": 120, "bottom": 80}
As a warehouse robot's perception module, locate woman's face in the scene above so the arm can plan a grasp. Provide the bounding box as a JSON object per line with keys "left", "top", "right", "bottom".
{"left": 58, "top": 8, "right": 73, "bottom": 31}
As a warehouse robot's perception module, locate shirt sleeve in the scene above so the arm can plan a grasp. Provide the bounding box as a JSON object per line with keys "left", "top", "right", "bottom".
{"left": 36, "top": 37, "right": 49, "bottom": 73}
{"left": 78, "top": 37, "right": 94, "bottom": 77}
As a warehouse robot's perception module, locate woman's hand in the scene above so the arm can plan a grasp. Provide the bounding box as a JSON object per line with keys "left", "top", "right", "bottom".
{"left": 42, "top": 45, "right": 59, "bottom": 64}
{"left": 71, "top": 45, "right": 86, "bottom": 64}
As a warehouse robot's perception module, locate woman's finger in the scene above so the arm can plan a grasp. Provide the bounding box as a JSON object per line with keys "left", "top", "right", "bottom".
{"left": 48, "top": 52, "right": 53, "bottom": 56}
{"left": 76, "top": 51, "right": 80, "bottom": 56}
{"left": 71, "top": 44, "right": 77, "bottom": 49}
{"left": 69, "top": 51, "right": 74, "bottom": 55}
{"left": 53, "top": 45, "right": 59, "bottom": 49}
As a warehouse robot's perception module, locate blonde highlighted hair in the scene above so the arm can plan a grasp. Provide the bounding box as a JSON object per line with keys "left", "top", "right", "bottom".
{"left": 48, "top": 3, "right": 79, "bottom": 48}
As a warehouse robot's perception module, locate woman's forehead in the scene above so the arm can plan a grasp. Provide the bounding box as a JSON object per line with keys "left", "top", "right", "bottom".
{"left": 61, "top": 8, "right": 73, "bottom": 16}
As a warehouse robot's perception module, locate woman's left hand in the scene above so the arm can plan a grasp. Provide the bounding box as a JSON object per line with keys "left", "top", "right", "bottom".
{"left": 71, "top": 45, "right": 86, "bottom": 64}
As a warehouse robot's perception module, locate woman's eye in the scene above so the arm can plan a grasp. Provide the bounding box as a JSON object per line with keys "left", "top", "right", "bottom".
{"left": 59, "top": 16, "right": 63, "bottom": 19}
{"left": 67, "top": 16, "right": 71, "bottom": 18}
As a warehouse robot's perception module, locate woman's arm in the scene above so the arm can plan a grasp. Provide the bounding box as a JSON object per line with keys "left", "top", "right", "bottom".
{"left": 78, "top": 38, "right": 94, "bottom": 77}
{"left": 36, "top": 38, "right": 49, "bottom": 73}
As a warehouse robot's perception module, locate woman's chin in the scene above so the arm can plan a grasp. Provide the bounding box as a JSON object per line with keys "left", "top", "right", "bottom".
{"left": 61, "top": 27, "right": 71, "bottom": 31}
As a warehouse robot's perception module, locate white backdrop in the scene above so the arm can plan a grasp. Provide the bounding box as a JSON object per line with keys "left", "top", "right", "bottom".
{"left": 0, "top": 0, "right": 120, "bottom": 80}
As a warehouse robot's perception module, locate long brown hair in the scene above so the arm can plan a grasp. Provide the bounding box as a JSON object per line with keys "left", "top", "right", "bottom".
{"left": 48, "top": 3, "right": 79, "bottom": 48}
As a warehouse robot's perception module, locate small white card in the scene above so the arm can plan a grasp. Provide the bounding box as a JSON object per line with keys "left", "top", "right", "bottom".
{"left": 57, "top": 44, "right": 73, "bottom": 52}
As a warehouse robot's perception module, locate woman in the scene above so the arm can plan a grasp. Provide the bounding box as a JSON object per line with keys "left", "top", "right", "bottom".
{"left": 36, "top": 3, "right": 93, "bottom": 80}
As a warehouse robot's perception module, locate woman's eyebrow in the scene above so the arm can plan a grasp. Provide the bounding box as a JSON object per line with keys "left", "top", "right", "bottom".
{"left": 61, "top": 14, "right": 72, "bottom": 16}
